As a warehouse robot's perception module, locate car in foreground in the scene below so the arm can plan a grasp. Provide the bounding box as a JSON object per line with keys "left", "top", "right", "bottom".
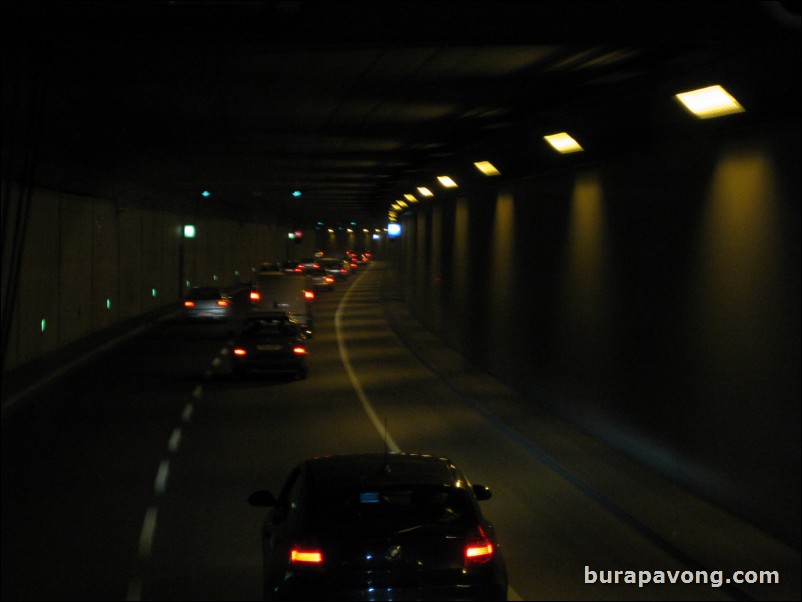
{"left": 248, "top": 452, "right": 507, "bottom": 600}
{"left": 229, "top": 312, "right": 308, "bottom": 379}
{"left": 183, "top": 286, "right": 232, "bottom": 321}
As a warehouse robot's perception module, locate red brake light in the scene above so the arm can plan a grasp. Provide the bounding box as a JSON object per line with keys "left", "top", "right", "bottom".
{"left": 464, "top": 526, "right": 494, "bottom": 565}
{"left": 325, "top": 277, "right": 334, "bottom": 283}
{"left": 217, "top": 300, "right": 229, "bottom": 307}
{"left": 304, "top": 290, "right": 315, "bottom": 300}
{"left": 290, "top": 547, "right": 323, "bottom": 564}
{"left": 249, "top": 291, "right": 260, "bottom": 302}
{"left": 293, "top": 346, "right": 307, "bottom": 355}
{"left": 184, "top": 300, "right": 195, "bottom": 307}
{"left": 233, "top": 348, "right": 247, "bottom": 356}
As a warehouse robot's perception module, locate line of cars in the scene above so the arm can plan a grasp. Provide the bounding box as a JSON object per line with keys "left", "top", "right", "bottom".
{"left": 185, "top": 259, "right": 508, "bottom": 600}
{"left": 181, "top": 252, "right": 371, "bottom": 379}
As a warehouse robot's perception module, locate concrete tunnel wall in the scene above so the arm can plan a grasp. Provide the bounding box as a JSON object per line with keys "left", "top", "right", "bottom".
{"left": 395, "top": 119, "right": 800, "bottom": 548}
{"left": 1, "top": 186, "right": 293, "bottom": 371}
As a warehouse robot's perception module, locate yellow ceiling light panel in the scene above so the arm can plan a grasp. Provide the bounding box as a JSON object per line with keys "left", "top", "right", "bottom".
{"left": 675, "top": 85, "right": 745, "bottom": 119}
{"left": 417, "top": 187, "right": 434, "bottom": 197}
{"left": 404, "top": 194, "right": 418, "bottom": 203}
{"left": 544, "top": 132, "right": 584, "bottom": 154}
{"left": 474, "top": 161, "right": 501, "bottom": 176}
{"left": 437, "top": 176, "right": 458, "bottom": 188}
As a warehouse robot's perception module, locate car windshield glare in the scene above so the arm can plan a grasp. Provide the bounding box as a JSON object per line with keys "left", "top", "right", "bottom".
{"left": 312, "top": 484, "right": 475, "bottom": 536}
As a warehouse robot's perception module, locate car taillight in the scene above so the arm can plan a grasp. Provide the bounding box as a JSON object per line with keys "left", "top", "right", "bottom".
{"left": 293, "top": 346, "right": 307, "bottom": 355}
{"left": 233, "top": 348, "right": 247, "bottom": 356}
{"left": 217, "top": 300, "right": 229, "bottom": 307}
{"left": 290, "top": 547, "right": 323, "bottom": 564}
{"left": 464, "top": 526, "right": 494, "bottom": 566}
{"left": 184, "top": 301, "right": 195, "bottom": 307}
{"left": 325, "top": 277, "right": 334, "bottom": 284}
{"left": 249, "top": 291, "right": 260, "bottom": 302}
{"left": 304, "top": 290, "right": 315, "bottom": 300}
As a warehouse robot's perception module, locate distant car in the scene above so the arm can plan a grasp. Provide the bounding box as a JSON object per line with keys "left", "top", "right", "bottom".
{"left": 304, "top": 267, "right": 335, "bottom": 291}
{"left": 229, "top": 312, "right": 308, "bottom": 379}
{"left": 183, "top": 286, "right": 232, "bottom": 321}
{"left": 282, "top": 260, "right": 303, "bottom": 274}
{"left": 318, "top": 258, "right": 350, "bottom": 281}
{"left": 250, "top": 273, "right": 314, "bottom": 337}
{"left": 298, "top": 257, "right": 320, "bottom": 270}
{"left": 248, "top": 452, "right": 507, "bottom": 601}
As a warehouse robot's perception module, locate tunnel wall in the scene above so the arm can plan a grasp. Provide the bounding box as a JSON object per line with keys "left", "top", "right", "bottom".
{"left": 2, "top": 185, "right": 287, "bottom": 372}
{"left": 398, "top": 120, "right": 801, "bottom": 546}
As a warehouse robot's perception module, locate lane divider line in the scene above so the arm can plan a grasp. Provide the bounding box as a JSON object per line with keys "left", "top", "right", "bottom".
{"left": 335, "top": 268, "right": 401, "bottom": 453}
{"left": 154, "top": 460, "right": 170, "bottom": 496}
{"left": 137, "top": 506, "right": 158, "bottom": 559}
{"left": 168, "top": 427, "right": 182, "bottom": 453}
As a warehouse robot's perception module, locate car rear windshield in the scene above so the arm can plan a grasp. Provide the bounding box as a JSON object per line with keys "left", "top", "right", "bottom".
{"left": 243, "top": 319, "right": 298, "bottom": 336}
{"left": 188, "top": 288, "right": 221, "bottom": 300}
{"left": 311, "top": 484, "right": 476, "bottom": 537}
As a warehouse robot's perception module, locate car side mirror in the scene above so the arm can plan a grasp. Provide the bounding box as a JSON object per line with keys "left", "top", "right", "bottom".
{"left": 472, "top": 484, "right": 492, "bottom": 501}
{"left": 248, "top": 490, "right": 277, "bottom": 507}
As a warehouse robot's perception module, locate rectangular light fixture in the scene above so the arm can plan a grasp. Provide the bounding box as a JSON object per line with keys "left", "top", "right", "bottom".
{"left": 674, "top": 85, "right": 745, "bottom": 119}
{"left": 437, "top": 176, "right": 458, "bottom": 188}
{"left": 417, "top": 187, "right": 434, "bottom": 197}
{"left": 543, "top": 132, "right": 584, "bottom": 154}
{"left": 474, "top": 161, "right": 501, "bottom": 176}
{"left": 404, "top": 194, "right": 418, "bottom": 203}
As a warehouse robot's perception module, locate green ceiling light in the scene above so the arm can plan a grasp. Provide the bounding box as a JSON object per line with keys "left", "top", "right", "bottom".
{"left": 292, "top": 190, "right": 302, "bottom": 198}
{"left": 41, "top": 318, "right": 47, "bottom": 333}
{"left": 201, "top": 190, "right": 211, "bottom": 198}
{"left": 184, "top": 225, "right": 196, "bottom": 238}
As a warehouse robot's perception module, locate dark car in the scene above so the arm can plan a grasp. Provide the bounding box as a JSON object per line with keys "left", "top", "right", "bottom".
{"left": 304, "top": 267, "right": 335, "bottom": 292}
{"left": 248, "top": 452, "right": 507, "bottom": 601}
{"left": 183, "top": 286, "right": 232, "bottom": 321}
{"left": 318, "top": 258, "right": 350, "bottom": 281}
{"left": 229, "top": 312, "right": 308, "bottom": 379}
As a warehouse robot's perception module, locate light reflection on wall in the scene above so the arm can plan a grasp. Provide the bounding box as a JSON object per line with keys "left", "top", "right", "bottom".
{"left": 452, "top": 198, "right": 470, "bottom": 330}
{"left": 689, "top": 148, "right": 782, "bottom": 385}
{"left": 489, "top": 191, "right": 515, "bottom": 364}
{"left": 556, "top": 172, "right": 611, "bottom": 364}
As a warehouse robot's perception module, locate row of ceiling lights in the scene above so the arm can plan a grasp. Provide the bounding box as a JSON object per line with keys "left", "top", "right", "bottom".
{"left": 387, "top": 84, "right": 746, "bottom": 222}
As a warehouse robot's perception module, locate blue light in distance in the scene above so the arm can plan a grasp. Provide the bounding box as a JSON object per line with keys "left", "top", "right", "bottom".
{"left": 387, "top": 223, "right": 401, "bottom": 238}
{"left": 201, "top": 190, "right": 211, "bottom": 198}
{"left": 292, "top": 190, "right": 302, "bottom": 198}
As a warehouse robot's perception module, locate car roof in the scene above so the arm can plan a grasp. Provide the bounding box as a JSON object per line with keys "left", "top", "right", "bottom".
{"left": 303, "top": 453, "right": 460, "bottom": 490}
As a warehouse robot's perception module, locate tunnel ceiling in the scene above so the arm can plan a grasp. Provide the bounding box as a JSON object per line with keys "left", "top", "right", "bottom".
{"left": 2, "top": 1, "right": 799, "bottom": 229}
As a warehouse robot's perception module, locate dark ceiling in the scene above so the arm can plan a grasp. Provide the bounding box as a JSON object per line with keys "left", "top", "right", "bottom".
{"left": 2, "top": 1, "right": 800, "bottom": 229}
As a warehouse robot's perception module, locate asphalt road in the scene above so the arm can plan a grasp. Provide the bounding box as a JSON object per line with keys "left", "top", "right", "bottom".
{"left": 2, "top": 262, "right": 799, "bottom": 601}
